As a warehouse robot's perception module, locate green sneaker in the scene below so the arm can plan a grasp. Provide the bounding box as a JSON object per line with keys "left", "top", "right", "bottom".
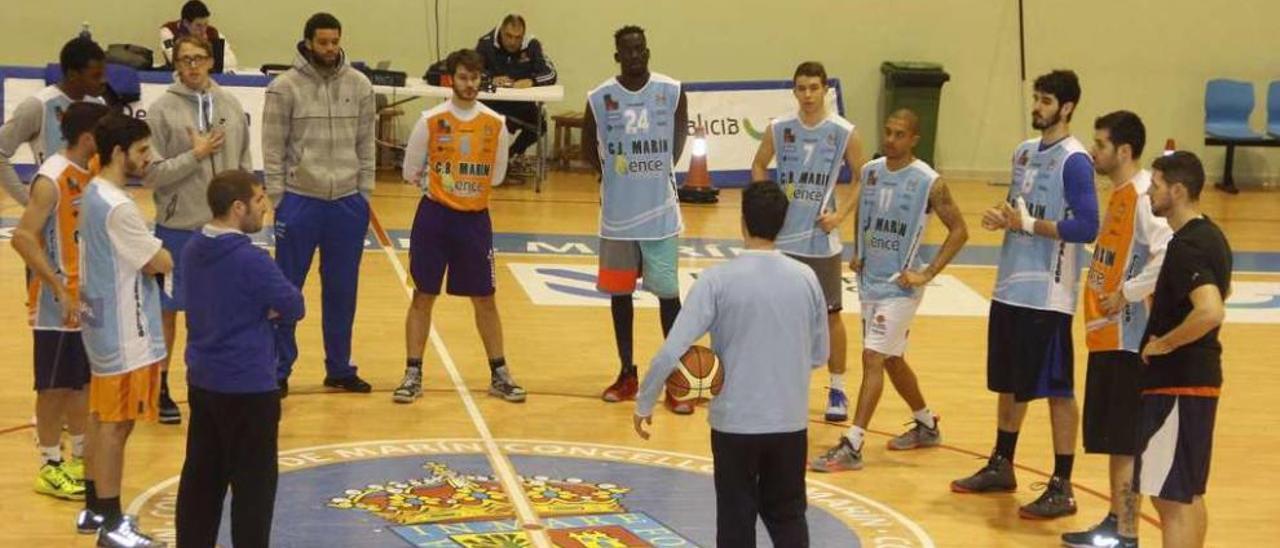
{"left": 62, "top": 457, "right": 85, "bottom": 482}
{"left": 35, "top": 463, "right": 85, "bottom": 500}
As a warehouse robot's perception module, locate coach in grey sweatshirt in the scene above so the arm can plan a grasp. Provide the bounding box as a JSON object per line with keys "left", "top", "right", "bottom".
{"left": 634, "top": 182, "right": 828, "bottom": 547}
{"left": 262, "top": 12, "right": 377, "bottom": 393}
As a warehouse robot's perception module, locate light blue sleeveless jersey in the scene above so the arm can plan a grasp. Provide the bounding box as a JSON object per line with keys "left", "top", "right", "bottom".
{"left": 855, "top": 158, "right": 937, "bottom": 302}
{"left": 993, "top": 137, "right": 1090, "bottom": 314}
{"left": 588, "top": 73, "right": 683, "bottom": 240}
{"left": 771, "top": 114, "right": 853, "bottom": 257}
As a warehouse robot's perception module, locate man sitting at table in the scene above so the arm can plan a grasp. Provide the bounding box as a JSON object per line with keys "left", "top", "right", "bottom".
{"left": 475, "top": 14, "right": 557, "bottom": 174}
{"left": 160, "top": 0, "right": 239, "bottom": 72}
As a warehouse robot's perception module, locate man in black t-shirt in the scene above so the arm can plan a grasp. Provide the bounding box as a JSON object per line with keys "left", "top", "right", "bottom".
{"left": 1136, "top": 151, "right": 1232, "bottom": 548}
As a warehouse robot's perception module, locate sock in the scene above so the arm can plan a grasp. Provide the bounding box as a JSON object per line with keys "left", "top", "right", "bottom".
{"left": 994, "top": 429, "right": 1019, "bottom": 461}
{"left": 489, "top": 358, "right": 507, "bottom": 378}
{"left": 161, "top": 370, "right": 170, "bottom": 393}
{"left": 843, "top": 425, "right": 865, "bottom": 449}
{"left": 829, "top": 373, "right": 846, "bottom": 393}
{"left": 912, "top": 408, "right": 936, "bottom": 429}
{"left": 70, "top": 434, "right": 85, "bottom": 459}
{"left": 406, "top": 357, "right": 422, "bottom": 372}
{"left": 611, "top": 296, "right": 635, "bottom": 371}
{"left": 1053, "top": 453, "right": 1074, "bottom": 480}
{"left": 100, "top": 496, "right": 123, "bottom": 529}
{"left": 39, "top": 445, "right": 61, "bottom": 466}
{"left": 658, "top": 297, "right": 681, "bottom": 337}
{"left": 85, "top": 480, "right": 99, "bottom": 513}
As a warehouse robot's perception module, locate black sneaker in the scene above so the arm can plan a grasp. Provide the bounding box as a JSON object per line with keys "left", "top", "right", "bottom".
{"left": 157, "top": 391, "right": 181, "bottom": 425}
{"left": 75, "top": 509, "right": 103, "bottom": 534}
{"left": 1019, "top": 476, "right": 1077, "bottom": 520}
{"left": 278, "top": 378, "right": 289, "bottom": 399}
{"left": 323, "top": 374, "right": 372, "bottom": 393}
{"left": 951, "top": 453, "right": 1017, "bottom": 493}
{"left": 1062, "top": 513, "right": 1135, "bottom": 547}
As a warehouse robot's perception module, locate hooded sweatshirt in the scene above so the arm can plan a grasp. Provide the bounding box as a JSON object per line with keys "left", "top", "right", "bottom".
{"left": 145, "top": 80, "right": 254, "bottom": 230}
{"left": 262, "top": 42, "right": 376, "bottom": 204}
{"left": 183, "top": 225, "right": 304, "bottom": 393}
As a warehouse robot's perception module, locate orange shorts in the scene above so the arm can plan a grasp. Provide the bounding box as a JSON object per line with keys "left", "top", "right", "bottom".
{"left": 89, "top": 363, "right": 161, "bottom": 423}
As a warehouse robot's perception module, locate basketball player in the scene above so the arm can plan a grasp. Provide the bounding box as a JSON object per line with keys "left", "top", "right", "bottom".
{"left": 78, "top": 113, "right": 168, "bottom": 545}
{"left": 1137, "top": 151, "right": 1230, "bottom": 548}
{"left": 10, "top": 102, "right": 110, "bottom": 500}
{"left": 809, "top": 109, "right": 968, "bottom": 472}
{"left": 1062, "top": 111, "right": 1171, "bottom": 548}
{"left": 394, "top": 49, "right": 525, "bottom": 404}
{"left": 145, "top": 33, "right": 254, "bottom": 425}
{"left": 0, "top": 37, "right": 106, "bottom": 205}
{"left": 582, "top": 26, "right": 690, "bottom": 413}
{"left": 634, "top": 182, "right": 828, "bottom": 547}
{"left": 951, "top": 70, "right": 1098, "bottom": 520}
{"left": 750, "top": 61, "right": 865, "bottom": 423}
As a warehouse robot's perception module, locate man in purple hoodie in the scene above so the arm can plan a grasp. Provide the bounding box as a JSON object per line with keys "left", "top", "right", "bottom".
{"left": 175, "top": 170, "right": 304, "bottom": 548}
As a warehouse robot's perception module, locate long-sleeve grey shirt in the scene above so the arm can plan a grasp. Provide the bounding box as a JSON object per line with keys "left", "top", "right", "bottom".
{"left": 636, "top": 249, "right": 830, "bottom": 434}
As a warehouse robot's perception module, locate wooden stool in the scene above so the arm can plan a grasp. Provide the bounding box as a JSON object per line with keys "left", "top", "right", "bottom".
{"left": 552, "top": 112, "right": 585, "bottom": 170}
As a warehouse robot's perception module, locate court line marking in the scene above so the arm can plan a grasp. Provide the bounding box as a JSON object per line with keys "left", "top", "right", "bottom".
{"left": 368, "top": 209, "right": 552, "bottom": 547}
{"left": 127, "top": 437, "right": 934, "bottom": 547}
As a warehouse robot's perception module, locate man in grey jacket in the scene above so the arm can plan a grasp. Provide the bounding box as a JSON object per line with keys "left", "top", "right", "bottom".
{"left": 145, "top": 33, "right": 253, "bottom": 424}
{"left": 263, "top": 12, "right": 376, "bottom": 394}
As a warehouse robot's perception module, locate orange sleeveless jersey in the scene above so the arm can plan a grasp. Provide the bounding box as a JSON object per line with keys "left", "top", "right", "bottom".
{"left": 1084, "top": 174, "right": 1163, "bottom": 353}
{"left": 423, "top": 109, "right": 505, "bottom": 212}
{"left": 27, "top": 154, "right": 98, "bottom": 329}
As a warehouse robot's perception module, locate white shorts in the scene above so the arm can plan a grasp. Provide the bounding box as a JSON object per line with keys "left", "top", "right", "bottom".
{"left": 860, "top": 297, "right": 923, "bottom": 357}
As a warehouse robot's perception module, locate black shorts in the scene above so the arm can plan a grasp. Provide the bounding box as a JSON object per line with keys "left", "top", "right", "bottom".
{"left": 1083, "top": 351, "right": 1144, "bottom": 455}
{"left": 1134, "top": 394, "right": 1218, "bottom": 503}
{"left": 986, "top": 300, "right": 1074, "bottom": 402}
{"left": 33, "top": 330, "right": 90, "bottom": 390}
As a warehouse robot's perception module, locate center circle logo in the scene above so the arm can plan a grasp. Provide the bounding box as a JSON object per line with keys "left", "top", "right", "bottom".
{"left": 131, "top": 439, "right": 934, "bottom": 547}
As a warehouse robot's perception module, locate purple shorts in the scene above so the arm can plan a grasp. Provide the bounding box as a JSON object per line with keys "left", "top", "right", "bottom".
{"left": 409, "top": 197, "right": 496, "bottom": 297}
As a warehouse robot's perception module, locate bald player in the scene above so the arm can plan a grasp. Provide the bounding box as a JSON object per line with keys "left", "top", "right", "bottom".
{"left": 810, "top": 109, "right": 969, "bottom": 472}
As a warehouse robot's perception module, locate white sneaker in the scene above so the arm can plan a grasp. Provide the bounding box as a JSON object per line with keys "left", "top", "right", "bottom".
{"left": 824, "top": 387, "right": 849, "bottom": 422}
{"left": 98, "top": 515, "right": 163, "bottom": 547}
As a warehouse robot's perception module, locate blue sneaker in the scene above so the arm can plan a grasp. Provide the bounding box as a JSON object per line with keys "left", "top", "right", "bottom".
{"left": 824, "top": 388, "right": 849, "bottom": 422}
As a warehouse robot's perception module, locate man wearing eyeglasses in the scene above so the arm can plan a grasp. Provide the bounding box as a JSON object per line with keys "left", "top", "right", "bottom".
{"left": 160, "top": 0, "right": 239, "bottom": 72}
{"left": 144, "top": 33, "right": 253, "bottom": 425}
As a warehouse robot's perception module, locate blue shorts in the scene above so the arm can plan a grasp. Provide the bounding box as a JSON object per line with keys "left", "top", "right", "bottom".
{"left": 156, "top": 225, "right": 195, "bottom": 312}
{"left": 409, "top": 198, "right": 495, "bottom": 297}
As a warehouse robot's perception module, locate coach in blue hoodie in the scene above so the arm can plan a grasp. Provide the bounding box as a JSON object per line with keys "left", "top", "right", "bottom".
{"left": 175, "top": 169, "right": 304, "bottom": 548}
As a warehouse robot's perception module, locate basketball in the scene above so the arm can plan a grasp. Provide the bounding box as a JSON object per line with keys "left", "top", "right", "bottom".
{"left": 665, "top": 345, "right": 722, "bottom": 403}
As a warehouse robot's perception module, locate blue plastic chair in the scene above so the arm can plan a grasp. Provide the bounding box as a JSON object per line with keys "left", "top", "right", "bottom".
{"left": 1268, "top": 81, "right": 1280, "bottom": 138}
{"left": 1204, "top": 79, "right": 1264, "bottom": 140}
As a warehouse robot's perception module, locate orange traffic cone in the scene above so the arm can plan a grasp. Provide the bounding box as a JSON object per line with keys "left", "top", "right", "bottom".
{"left": 679, "top": 125, "right": 719, "bottom": 204}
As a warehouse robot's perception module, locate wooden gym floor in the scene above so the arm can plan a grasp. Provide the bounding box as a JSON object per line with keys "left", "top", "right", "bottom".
{"left": 0, "top": 170, "right": 1277, "bottom": 547}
